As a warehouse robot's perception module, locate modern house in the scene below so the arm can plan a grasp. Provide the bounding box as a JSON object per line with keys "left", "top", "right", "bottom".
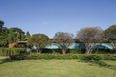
{"left": 9, "top": 40, "right": 114, "bottom": 50}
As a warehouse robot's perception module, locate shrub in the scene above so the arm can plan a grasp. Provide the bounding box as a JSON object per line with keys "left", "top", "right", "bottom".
{"left": 30, "top": 49, "right": 85, "bottom": 54}
{"left": 0, "top": 48, "right": 26, "bottom": 56}
{"left": 66, "top": 49, "right": 85, "bottom": 54}
{"left": 10, "top": 53, "right": 116, "bottom": 60}
{"left": 92, "top": 49, "right": 115, "bottom": 54}
{"left": 30, "top": 49, "right": 115, "bottom": 54}
{"left": 81, "top": 55, "right": 102, "bottom": 61}
{"left": 10, "top": 53, "right": 27, "bottom": 60}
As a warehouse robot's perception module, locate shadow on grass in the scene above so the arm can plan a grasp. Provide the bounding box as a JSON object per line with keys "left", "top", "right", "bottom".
{"left": 80, "top": 60, "right": 116, "bottom": 71}
{"left": 0, "top": 58, "right": 14, "bottom": 64}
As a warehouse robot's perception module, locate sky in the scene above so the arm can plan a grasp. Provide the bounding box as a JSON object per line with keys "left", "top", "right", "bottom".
{"left": 0, "top": 0, "right": 116, "bottom": 38}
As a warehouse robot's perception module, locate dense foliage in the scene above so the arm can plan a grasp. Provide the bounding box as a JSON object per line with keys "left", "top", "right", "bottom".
{"left": 0, "top": 20, "right": 4, "bottom": 30}
{"left": 0, "top": 28, "right": 9, "bottom": 47}
{"left": 103, "top": 25, "right": 116, "bottom": 51}
{"left": 8, "top": 28, "right": 26, "bottom": 43}
{"left": 30, "top": 49, "right": 115, "bottom": 54}
{"left": 53, "top": 32, "right": 74, "bottom": 55}
{"left": 0, "top": 27, "right": 26, "bottom": 47}
{"left": 27, "top": 34, "right": 51, "bottom": 53}
{"left": 103, "top": 25, "right": 116, "bottom": 40}
{"left": 0, "top": 48, "right": 26, "bottom": 56}
{"left": 26, "top": 31, "right": 30, "bottom": 38}
{"left": 10, "top": 53, "right": 116, "bottom": 60}
{"left": 77, "top": 27, "right": 103, "bottom": 54}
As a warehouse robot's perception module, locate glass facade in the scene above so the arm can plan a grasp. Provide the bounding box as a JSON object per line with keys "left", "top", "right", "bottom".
{"left": 33, "top": 43, "right": 113, "bottom": 49}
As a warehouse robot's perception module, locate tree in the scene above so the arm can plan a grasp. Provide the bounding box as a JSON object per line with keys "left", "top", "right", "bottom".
{"left": 0, "top": 20, "right": 4, "bottom": 30}
{"left": 27, "top": 34, "right": 50, "bottom": 54}
{"left": 53, "top": 32, "right": 74, "bottom": 55}
{"left": 8, "top": 28, "right": 26, "bottom": 43}
{"left": 9, "top": 27, "right": 25, "bottom": 34}
{"left": 0, "top": 21, "right": 26, "bottom": 47}
{"left": 76, "top": 27, "right": 103, "bottom": 54}
{"left": 103, "top": 25, "right": 116, "bottom": 51}
{"left": 26, "top": 31, "right": 30, "bottom": 38}
{"left": 0, "top": 27, "right": 9, "bottom": 47}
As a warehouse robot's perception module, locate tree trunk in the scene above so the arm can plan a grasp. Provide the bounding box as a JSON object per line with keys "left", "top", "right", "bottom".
{"left": 62, "top": 49, "right": 66, "bottom": 55}
{"left": 39, "top": 48, "right": 42, "bottom": 54}
{"left": 86, "top": 50, "right": 90, "bottom": 54}
{"left": 36, "top": 48, "right": 39, "bottom": 53}
{"left": 85, "top": 47, "right": 90, "bottom": 54}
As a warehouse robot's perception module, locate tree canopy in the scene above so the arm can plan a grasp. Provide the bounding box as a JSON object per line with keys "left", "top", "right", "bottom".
{"left": 8, "top": 28, "right": 26, "bottom": 43}
{"left": 27, "top": 34, "right": 50, "bottom": 53}
{"left": 9, "top": 28, "right": 25, "bottom": 34}
{"left": 103, "top": 25, "right": 116, "bottom": 51}
{"left": 0, "top": 20, "right": 4, "bottom": 29}
{"left": 77, "top": 27, "right": 103, "bottom": 54}
{"left": 0, "top": 21, "right": 26, "bottom": 47}
{"left": 26, "top": 31, "right": 30, "bottom": 38}
{"left": 0, "top": 27, "right": 26, "bottom": 47}
{"left": 53, "top": 32, "right": 74, "bottom": 55}
{"left": 103, "top": 25, "right": 116, "bottom": 40}
{"left": 0, "top": 27, "right": 9, "bottom": 47}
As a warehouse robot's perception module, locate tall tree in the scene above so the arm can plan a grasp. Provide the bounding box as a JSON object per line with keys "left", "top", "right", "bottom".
{"left": 0, "top": 28, "right": 9, "bottom": 47}
{"left": 27, "top": 34, "right": 50, "bottom": 54}
{"left": 9, "top": 28, "right": 25, "bottom": 34}
{"left": 53, "top": 32, "right": 74, "bottom": 55}
{"left": 26, "top": 31, "right": 30, "bottom": 38}
{"left": 0, "top": 21, "right": 26, "bottom": 47}
{"left": 21, "top": 33, "right": 26, "bottom": 41}
{"left": 76, "top": 27, "right": 103, "bottom": 54}
{"left": 8, "top": 28, "right": 26, "bottom": 43}
{"left": 103, "top": 25, "right": 116, "bottom": 51}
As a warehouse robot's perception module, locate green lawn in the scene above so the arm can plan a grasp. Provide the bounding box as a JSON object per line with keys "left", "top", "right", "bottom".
{"left": 0, "top": 56, "right": 116, "bottom": 77}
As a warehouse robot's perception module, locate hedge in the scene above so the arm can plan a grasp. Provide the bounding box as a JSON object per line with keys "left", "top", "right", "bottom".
{"left": 92, "top": 49, "right": 116, "bottom": 54}
{"left": 10, "top": 54, "right": 116, "bottom": 60}
{"left": 0, "top": 48, "right": 115, "bottom": 57}
{"left": 0, "top": 48, "right": 26, "bottom": 56}
{"left": 30, "top": 49, "right": 85, "bottom": 54}
{"left": 30, "top": 49, "right": 115, "bottom": 54}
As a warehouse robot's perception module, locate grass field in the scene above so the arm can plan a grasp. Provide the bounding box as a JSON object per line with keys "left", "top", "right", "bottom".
{"left": 0, "top": 56, "right": 116, "bottom": 77}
